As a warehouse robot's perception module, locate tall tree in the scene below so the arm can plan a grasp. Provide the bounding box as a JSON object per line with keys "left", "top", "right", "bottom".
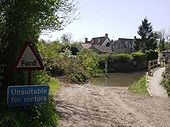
{"left": 157, "top": 31, "right": 166, "bottom": 52}
{"left": 137, "top": 18, "right": 158, "bottom": 52}
{"left": 61, "top": 32, "right": 73, "bottom": 43}
{"left": 157, "top": 30, "right": 170, "bottom": 51}
{"left": 0, "top": 0, "right": 78, "bottom": 86}
{"left": 133, "top": 38, "right": 142, "bottom": 52}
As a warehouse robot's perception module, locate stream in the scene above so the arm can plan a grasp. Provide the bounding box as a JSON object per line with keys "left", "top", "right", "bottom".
{"left": 91, "top": 71, "right": 145, "bottom": 87}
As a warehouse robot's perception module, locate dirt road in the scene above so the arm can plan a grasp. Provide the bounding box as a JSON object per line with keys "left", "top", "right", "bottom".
{"left": 55, "top": 84, "right": 170, "bottom": 127}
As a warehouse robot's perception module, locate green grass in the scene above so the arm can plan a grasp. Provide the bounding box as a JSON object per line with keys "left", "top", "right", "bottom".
{"left": 0, "top": 73, "right": 60, "bottom": 127}
{"left": 128, "top": 76, "right": 149, "bottom": 95}
{"left": 161, "top": 78, "right": 170, "bottom": 96}
{"left": 49, "top": 77, "right": 60, "bottom": 96}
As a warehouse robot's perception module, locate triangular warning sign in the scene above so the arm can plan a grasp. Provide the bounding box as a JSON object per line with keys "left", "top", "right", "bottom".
{"left": 15, "top": 43, "right": 44, "bottom": 70}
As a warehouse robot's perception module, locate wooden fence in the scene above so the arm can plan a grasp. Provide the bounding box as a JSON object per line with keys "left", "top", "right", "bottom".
{"left": 148, "top": 60, "right": 159, "bottom": 76}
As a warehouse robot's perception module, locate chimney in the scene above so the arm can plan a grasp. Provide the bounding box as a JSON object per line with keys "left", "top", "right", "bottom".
{"left": 105, "top": 33, "right": 108, "bottom": 38}
{"left": 134, "top": 36, "right": 136, "bottom": 40}
{"left": 85, "top": 38, "right": 88, "bottom": 43}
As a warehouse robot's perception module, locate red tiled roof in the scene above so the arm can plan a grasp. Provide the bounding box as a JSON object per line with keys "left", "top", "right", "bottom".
{"left": 82, "top": 34, "right": 111, "bottom": 53}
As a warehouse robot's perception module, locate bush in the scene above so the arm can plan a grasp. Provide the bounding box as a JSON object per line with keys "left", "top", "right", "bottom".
{"left": 36, "top": 41, "right": 65, "bottom": 76}
{"left": 45, "top": 56, "right": 65, "bottom": 76}
{"left": 145, "top": 50, "right": 158, "bottom": 61}
{"left": 63, "top": 57, "right": 90, "bottom": 83}
{"left": 131, "top": 52, "right": 145, "bottom": 63}
{"left": 98, "top": 54, "right": 110, "bottom": 70}
{"left": 32, "top": 71, "right": 60, "bottom": 96}
{"left": 68, "top": 69, "right": 89, "bottom": 83}
{"left": 161, "top": 78, "right": 170, "bottom": 96}
{"left": 37, "top": 41, "right": 91, "bottom": 83}
{"left": 78, "top": 49, "right": 103, "bottom": 77}
{"left": 131, "top": 52, "right": 146, "bottom": 66}
{"left": 0, "top": 99, "right": 58, "bottom": 127}
{"left": 98, "top": 52, "right": 147, "bottom": 72}
{"left": 0, "top": 64, "right": 4, "bottom": 87}
{"left": 112, "top": 54, "right": 132, "bottom": 63}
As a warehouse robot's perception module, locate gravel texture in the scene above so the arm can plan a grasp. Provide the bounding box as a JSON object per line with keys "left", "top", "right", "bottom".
{"left": 55, "top": 84, "right": 170, "bottom": 127}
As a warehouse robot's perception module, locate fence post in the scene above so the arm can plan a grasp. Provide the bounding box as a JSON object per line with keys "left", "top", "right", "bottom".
{"left": 148, "top": 59, "right": 159, "bottom": 76}
{"left": 148, "top": 61, "right": 151, "bottom": 76}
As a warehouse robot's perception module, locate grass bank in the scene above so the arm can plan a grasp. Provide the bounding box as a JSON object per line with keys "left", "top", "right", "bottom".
{"left": 0, "top": 75, "right": 60, "bottom": 127}
{"left": 161, "top": 78, "right": 170, "bottom": 96}
{"left": 128, "top": 76, "right": 148, "bottom": 95}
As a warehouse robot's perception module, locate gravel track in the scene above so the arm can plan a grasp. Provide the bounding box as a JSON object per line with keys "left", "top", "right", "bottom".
{"left": 55, "top": 84, "right": 170, "bottom": 127}
{"left": 148, "top": 67, "right": 168, "bottom": 97}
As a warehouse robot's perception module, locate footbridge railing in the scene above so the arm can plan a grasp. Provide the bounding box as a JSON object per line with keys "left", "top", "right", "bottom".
{"left": 148, "top": 60, "right": 159, "bottom": 76}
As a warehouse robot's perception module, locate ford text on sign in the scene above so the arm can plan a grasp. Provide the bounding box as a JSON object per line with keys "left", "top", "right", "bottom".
{"left": 7, "top": 85, "right": 49, "bottom": 106}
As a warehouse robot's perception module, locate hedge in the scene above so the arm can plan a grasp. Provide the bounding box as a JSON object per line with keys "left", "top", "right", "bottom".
{"left": 99, "top": 52, "right": 147, "bottom": 72}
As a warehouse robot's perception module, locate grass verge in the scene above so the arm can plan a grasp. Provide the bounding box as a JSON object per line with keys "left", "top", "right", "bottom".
{"left": 49, "top": 77, "right": 60, "bottom": 96}
{"left": 128, "top": 76, "right": 148, "bottom": 95}
{"left": 161, "top": 78, "right": 170, "bottom": 96}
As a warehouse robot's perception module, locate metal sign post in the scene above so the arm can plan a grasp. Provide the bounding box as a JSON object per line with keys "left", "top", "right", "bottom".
{"left": 8, "top": 42, "right": 47, "bottom": 106}
{"left": 28, "top": 70, "right": 32, "bottom": 85}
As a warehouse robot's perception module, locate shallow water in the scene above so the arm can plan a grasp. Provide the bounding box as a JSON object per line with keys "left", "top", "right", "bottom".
{"left": 91, "top": 72, "right": 145, "bottom": 87}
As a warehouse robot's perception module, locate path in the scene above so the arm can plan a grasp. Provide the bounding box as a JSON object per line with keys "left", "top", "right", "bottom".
{"left": 147, "top": 67, "right": 168, "bottom": 97}
{"left": 55, "top": 84, "right": 170, "bottom": 127}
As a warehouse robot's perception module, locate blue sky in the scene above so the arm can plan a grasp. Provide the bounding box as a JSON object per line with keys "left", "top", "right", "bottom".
{"left": 40, "top": 0, "right": 170, "bottom": 42}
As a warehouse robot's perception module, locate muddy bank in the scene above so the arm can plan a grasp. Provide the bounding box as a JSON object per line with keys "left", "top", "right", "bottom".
{"left": 55, "top": 84, "right": 170, "bottom": 127}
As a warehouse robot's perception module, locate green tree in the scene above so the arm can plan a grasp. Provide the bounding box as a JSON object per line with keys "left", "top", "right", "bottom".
{"left": 157, "top": 30, "right": 170, "bottom": 51}
{"left": 137, "top": 18, "right": 158, "bottom": 51}
{"left": 133, "top": 38, "right": 142, "bottom": 52}
{"left": 0, "top": 0, "right": 78, "bottom": 86}
{"left": 150, "top": 32, "right": 159, "bottom": 50}
{"left": 157, "top": 31, "right": 166, "bottom": 52}
{"left": 61, "top": 32, "right": 73, "bottom": 43}
{"left": 165, "top": 42, "right": 170, "bottom": 49}
{"left": 78, "top": 49, "right": 102, "bottom": 76}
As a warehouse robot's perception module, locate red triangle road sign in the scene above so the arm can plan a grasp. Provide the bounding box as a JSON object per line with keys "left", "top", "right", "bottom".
{"left": 15, "top": 43, "right": 44, "bottom": 70}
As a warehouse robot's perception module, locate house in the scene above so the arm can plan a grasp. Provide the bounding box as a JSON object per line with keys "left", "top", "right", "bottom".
{"left": 81, "top": 33, "right": 113, "bottom": 54}
{"left": 112, "top": 37, "right": 136, "bottom": 54}
{"left": 81, "top": 34, "right": 137, "bottom": 54}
